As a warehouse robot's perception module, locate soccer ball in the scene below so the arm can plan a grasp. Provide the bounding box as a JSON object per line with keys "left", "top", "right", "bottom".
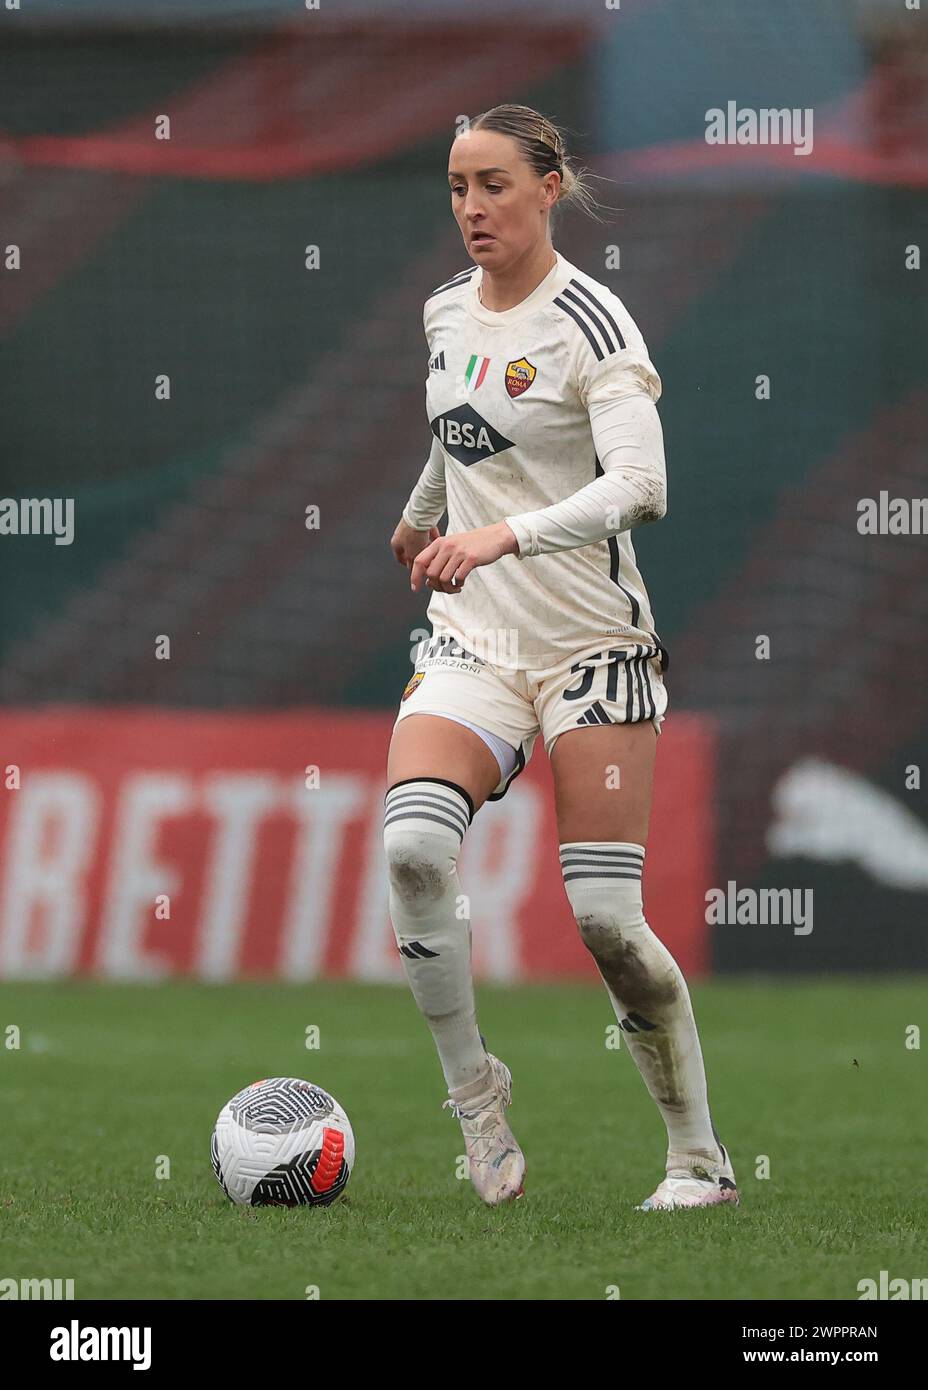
{"left": 211, "top": 1077, "right": 354, "bottom": 1207}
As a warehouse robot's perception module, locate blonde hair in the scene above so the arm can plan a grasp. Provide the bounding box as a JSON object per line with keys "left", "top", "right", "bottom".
{"left": 469, "top": 103, "right": 614, "bottom": 225}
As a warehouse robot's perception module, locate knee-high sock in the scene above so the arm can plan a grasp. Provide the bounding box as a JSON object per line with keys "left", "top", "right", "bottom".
{"left": 384, "top": 778, "right": 489, "bottom": 1092}
{"left": 560, "top": 841, "right": 721, "bottom": 1171}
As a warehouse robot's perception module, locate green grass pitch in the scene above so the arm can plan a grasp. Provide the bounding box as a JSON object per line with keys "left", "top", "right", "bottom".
{"left": 1, "top": 977, "right": 924, "bottom": 1300}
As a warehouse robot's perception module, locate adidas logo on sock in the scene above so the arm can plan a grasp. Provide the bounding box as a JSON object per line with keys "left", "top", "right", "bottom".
{"left": 399, "top": 941, "right": 440, "bottom": 959}
{"left": 620, "top": 1012, "right": 657, "bottom": 1033}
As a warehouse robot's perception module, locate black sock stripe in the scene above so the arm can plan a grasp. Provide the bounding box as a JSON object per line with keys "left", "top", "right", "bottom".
{"left": 559, "top": 845, "right": 644, "bottom": 859}
{"left": 561, "top": 867, "right": 641, "bottom": 878}
{"left": 560, "top": 852, "right": 644, "bottom": 862}
{"left": 385, "top": 776, "right": 474, "bottom": 823}
{"left": 384, "top": 788, "right": 469, "bottom": 822}
{"left": 559, "top": 848, "right": 644, "bottom": 861}
{"left": 560, "top": 857, "right": 644, "bottom": 870}
{"left": 383, "top": 792, "right": 469, "bottom": 833}
{"left": 384, "top": 809, "right": 465, "bottom": 839}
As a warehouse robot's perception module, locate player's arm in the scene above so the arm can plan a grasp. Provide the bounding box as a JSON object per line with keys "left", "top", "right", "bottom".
{"left": 401, "top": 433, "right": 447, "bottom": 531}
{"left": 504, "top": 391, "right": 666, "bottom": 559}
{"left": 406, "top": 429, "right": 517, "bottom": 594}
{"left": 409, "top": 339, "right": 666, "bottom": 591}
{"left": 393, "top": 298, "right": 450, "bottom": 572}
{"left": 391, "top": 434, "right": 447, "bottom": 573}
{"left": 504, "top": 340, "right": 666, "bottom": 559}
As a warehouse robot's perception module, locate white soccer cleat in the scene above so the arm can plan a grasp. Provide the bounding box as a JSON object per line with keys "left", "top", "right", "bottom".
{"left": 636, "top": 1142, "right": 739, "bottom": 1211}
{"left": 443, "top": 1054, "right": 525, "bottom": 1206}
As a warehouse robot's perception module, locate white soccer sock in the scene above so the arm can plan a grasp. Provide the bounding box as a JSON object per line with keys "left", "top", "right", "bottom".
{"left": 560, "top": 841, "right": 722, "bottom": 1171}
{"left": 384, "top": 779, "right": 489, "bottom": 1092}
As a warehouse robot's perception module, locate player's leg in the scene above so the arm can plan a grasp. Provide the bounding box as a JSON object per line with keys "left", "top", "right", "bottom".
{"left": 387, "top": 710, "right": 503, "bottom": 802}
{"left": 550, "top": 721, "right": 737, "bottom": 1209}
{"left": 384, "top": 711, "right": 525, "bottom": 1203}
{"left": 386, "top": 712, "right": 499, "bottom": 1090}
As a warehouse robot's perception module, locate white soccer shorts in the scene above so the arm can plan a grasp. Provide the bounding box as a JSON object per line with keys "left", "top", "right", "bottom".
{"left": 392, "top": 634, "right": 668, "bottom": 802}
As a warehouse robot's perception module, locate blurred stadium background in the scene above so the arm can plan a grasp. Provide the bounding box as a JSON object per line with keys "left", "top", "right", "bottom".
{"left": 1, "top": 0, "right": 926, "bottom": 988}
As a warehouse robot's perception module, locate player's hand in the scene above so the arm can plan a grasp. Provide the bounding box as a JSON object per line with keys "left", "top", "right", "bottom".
{"left": 409, "top": 522, "right": 520, "bottom": 595}
{"left": 391, "top": 519, "right": 441, "bottom": 572}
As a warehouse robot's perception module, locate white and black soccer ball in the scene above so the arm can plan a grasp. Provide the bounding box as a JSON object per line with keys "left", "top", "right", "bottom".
{"left": 211, "top": 1077, "right": 354, "bottom": 1207}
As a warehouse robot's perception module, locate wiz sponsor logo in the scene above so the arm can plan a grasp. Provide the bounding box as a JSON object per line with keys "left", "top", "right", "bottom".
{"left": 49, "top": 1320, "right": 151, "bottom": 1370}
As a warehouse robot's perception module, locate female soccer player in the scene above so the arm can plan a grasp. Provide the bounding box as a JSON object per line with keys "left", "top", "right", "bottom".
{"left": 385, "top": 104, "right": 737, "bottom": 1212}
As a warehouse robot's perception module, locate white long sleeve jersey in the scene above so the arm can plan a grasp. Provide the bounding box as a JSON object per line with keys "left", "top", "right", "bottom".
{"left": 402, "top": 250, "right": 668, "bottom": 671}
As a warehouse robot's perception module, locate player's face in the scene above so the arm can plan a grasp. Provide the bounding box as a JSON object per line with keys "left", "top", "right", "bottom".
{"left": 447, "top": 130, "right": 555, "bottom": 265}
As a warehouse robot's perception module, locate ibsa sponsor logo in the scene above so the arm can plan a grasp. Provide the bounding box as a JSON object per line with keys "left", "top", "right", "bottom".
{"left": 431, "top": 406, "right": 514, "bottom": 467}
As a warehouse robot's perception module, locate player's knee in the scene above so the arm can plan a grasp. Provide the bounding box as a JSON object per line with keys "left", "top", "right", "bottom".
{"left": 569, "top": 888, "right": 647, "bottom": 959}
{"left": 383, "top": 779, "right": 469, "bottom": 907}
{"left": 559, "top": 842, "right": 649, "bottom": 956}
{"left": 560, "top": 847, "right": 685, "bottom": 1015}
{"left": 384, "top": 827, "right": 454, "bottom": 906}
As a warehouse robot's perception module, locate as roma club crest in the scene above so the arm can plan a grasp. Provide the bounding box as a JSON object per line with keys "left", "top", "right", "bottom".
{"left": 402, "top": 672, "right": 425, "bottom": 701}
{"left": 505, "top": 357, "right": 536, "bottom": 399}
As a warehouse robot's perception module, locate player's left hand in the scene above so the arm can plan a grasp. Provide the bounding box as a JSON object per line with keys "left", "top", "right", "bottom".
{"left": 409, "top": 521, "right": 520, "bottom": 594}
